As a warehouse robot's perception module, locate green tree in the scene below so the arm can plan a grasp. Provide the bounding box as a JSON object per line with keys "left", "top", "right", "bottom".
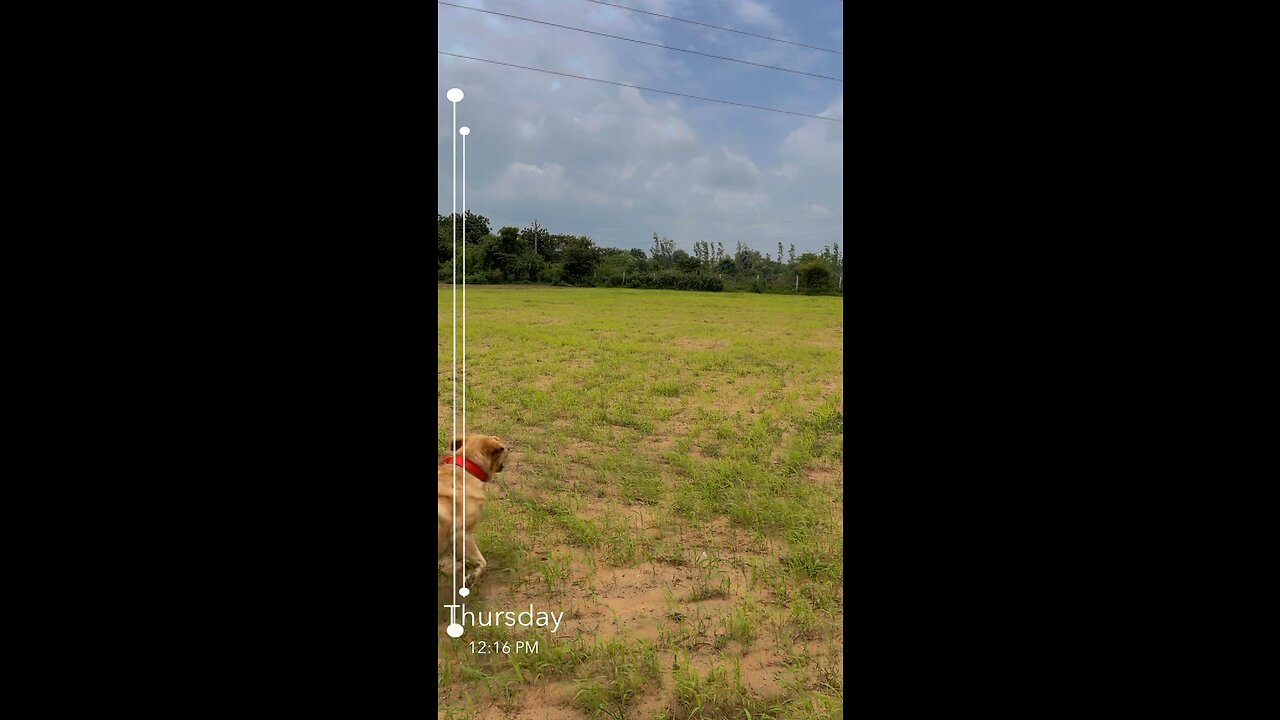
{"left": 549, "top": 234, "right": 578, "bottom": 262}
{"left": 439, "top": 212, "right": 490, "bottom": 265}
{"left": 522, "top": 220, "right": 553, "bottom": 261}
{"left": 439, "top": 212, "right": 491, "bottom": 256}
{"left": 695, "top": 241, "right": 710, "bottom": 265}
{"left": 482, "top": 228, "right": 529, "bottom": 281}
{"left": 562, "top": 235, "right": 601, "bottom": 284}
{"left": 539, "top": 263, "right": 565, "bottom": 285}
{"left": 464, "top": 212, "right": 490, "bottom": 243}
{"left": 795, "top": 253, "right": 834, "bottom": 292}
{"left": 650, "top": 233, "right": 675, "bottom": 268}
{"left": 597, "top": 250, "right": 637, "bottom": 286}
{"left": 438, "top": 215, "right": 451, "bottom": 265}
{"left": 512, "top": 248, "right": 545, "bottom": 283}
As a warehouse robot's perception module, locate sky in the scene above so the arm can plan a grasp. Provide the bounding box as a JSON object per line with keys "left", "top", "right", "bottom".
{"left": 438, "top": 0, "right": 844, "bottom": 258}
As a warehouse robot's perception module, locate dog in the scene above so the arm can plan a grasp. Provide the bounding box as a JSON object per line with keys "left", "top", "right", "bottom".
{"left": 438, "top": 434, "right": 510, "bottom": 588}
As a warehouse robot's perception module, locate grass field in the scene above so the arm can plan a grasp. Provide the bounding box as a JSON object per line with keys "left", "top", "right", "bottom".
{"left": 438, "top": 286, "right": 843, "bottom": 720}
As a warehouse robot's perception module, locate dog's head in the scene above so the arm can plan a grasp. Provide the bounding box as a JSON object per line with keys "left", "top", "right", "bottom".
{"left": 450, "top": 434, "right": 511, "bottom": 475}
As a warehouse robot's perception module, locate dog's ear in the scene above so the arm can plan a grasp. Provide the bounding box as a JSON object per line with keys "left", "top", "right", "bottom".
{"left": 451, "top": 436, "right": 466, "bottom": 451}
{"left": 480, "top": 436, "right": 508, "bottom": 471}
{"left": 481, "top": 436, "right": 507, "bottom": 458}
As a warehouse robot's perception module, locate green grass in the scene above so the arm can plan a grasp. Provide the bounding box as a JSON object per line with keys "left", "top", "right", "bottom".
{"left": 438, "top": 286, "right": 842, "bottom": 719}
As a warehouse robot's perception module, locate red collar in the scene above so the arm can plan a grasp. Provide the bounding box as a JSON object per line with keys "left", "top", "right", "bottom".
{"left": 440, "top": 454, "right": 489, "bottom": 482}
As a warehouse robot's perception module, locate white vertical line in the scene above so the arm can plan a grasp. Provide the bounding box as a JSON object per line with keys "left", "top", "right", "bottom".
{"left": 451, "top": 99, "right": 458, "bottom": 621}
{"left": 461, "top": 129, "right": 467, "bottom": 592}
{"left": 444, "top": 89, "right": 465, "bottom": 637}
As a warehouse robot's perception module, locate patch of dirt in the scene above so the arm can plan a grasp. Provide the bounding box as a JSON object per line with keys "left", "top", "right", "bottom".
{"left": 671, "top": 337, "right": 731, "bottom": 350}
{"left": 628, "top": 691, "right": 672, "bottom": 719}
{"left": 736, "top": 635, "right": 788, "bottom": 697}
{"left": 700, "top": 381, "right": 774, "bottom": 416}
{"left": 684, "top": 442, "right": 713, "bottom": 462}
{"left": 807, "top": 466, "right": 843, "bottom": 489}
{"left": 818, "top": 377, "right": 843, "bottom": 398}
{"left": 641, "top": 434, "right": 677, "bottom": 455}
{"left": 502, "top": 450, "right": 530, "bottom": 479}
{"left": 475, "top": 680, "right": 589, "bottom": 720}
{"left": 537, "top": 439, "right": 604, "bottom": 470}
{"left": 671, "top": 419, "right": 692, "bottom": 433}
{"left": 669, "top": 517, "right": 771, "bottom": 558}
{"left": 568, "top": 496, "right": 614, "bottom": 522}
{"left": 557, "top": 560, "right": 752, "bottom": 649}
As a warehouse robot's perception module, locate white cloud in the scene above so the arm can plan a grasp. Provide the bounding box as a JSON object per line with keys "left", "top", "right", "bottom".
{"left": 491, "top": 162, "right": 568, "bottom": 202}
{"left": 725, "top": 0, "right": 782, "bottom": 28}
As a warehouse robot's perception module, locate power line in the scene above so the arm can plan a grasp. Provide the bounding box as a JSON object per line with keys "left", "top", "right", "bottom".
{"left": 561, "top": 218, "right": 845, "bottom": 232}
{"left": 438, "top": 51, "right": 842, "bottom": 122}
{"left": 442, "top": 214, "right": 843, "bottom": 233}
{"left": 620, "top": 231, "right": 842, "bottom": 247}
{"left": 444, "top": 207, "right": 842, "bottom": 224}
{"left": 438, "top": 1, "right": 840, "bottom": 82}
{"left": 719, "top": 231, "right": 841, "bottom": 244}
{"left": 581, "top": 0, "right": 843, "bottom": 55}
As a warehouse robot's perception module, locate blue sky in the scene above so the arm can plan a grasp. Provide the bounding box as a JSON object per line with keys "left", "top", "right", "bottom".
{"left": 438, "top": 0, "right": 844, "bottom": 257}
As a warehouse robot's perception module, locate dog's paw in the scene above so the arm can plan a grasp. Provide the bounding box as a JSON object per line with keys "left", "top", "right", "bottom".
{"left": 463, "top": 568, "right": 486, "bottom": 589}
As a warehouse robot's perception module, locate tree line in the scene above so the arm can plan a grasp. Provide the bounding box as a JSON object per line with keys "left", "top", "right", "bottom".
{"left": 437, "top": 212, "right": 842, "bottom": 295}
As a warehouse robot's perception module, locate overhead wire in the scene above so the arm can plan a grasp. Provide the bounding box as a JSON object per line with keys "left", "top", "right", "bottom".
{"left": 580, "top": 0, "right": 843, "bottom": 55}
{"left": 554, "top": 218, "right": 845, "bottom": 232}
{"left": 439, "top": 2, "right": 841, "bottom": 82}
{"left": 438, "top": 52, "right": 842, "bottom": 122}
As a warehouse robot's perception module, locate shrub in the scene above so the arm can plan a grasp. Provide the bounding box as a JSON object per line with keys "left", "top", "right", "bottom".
{"left": 538, "top": 263, "right": 565, "bottom": 285}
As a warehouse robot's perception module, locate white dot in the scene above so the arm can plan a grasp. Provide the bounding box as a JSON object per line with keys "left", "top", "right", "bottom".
{"left": 446, "top": 623, "right": 464, "bottom": 638}
{"left": 459, "top": 127, "right": 470, "bottom": 136}
{"left": 459, "top": 586, "right": 470, "bottom": 596}
{"left": 447, "top": 88, "right": 464, "bottom": 103}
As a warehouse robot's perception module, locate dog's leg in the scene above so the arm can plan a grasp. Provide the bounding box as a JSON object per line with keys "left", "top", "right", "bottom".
{"left": 462, "top": 532, "right": 487, "bottom": 587}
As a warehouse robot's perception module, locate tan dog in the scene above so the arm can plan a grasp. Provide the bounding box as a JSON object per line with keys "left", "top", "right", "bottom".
{"left": 438, "top": 434, "right": 510, "bottom": 588}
